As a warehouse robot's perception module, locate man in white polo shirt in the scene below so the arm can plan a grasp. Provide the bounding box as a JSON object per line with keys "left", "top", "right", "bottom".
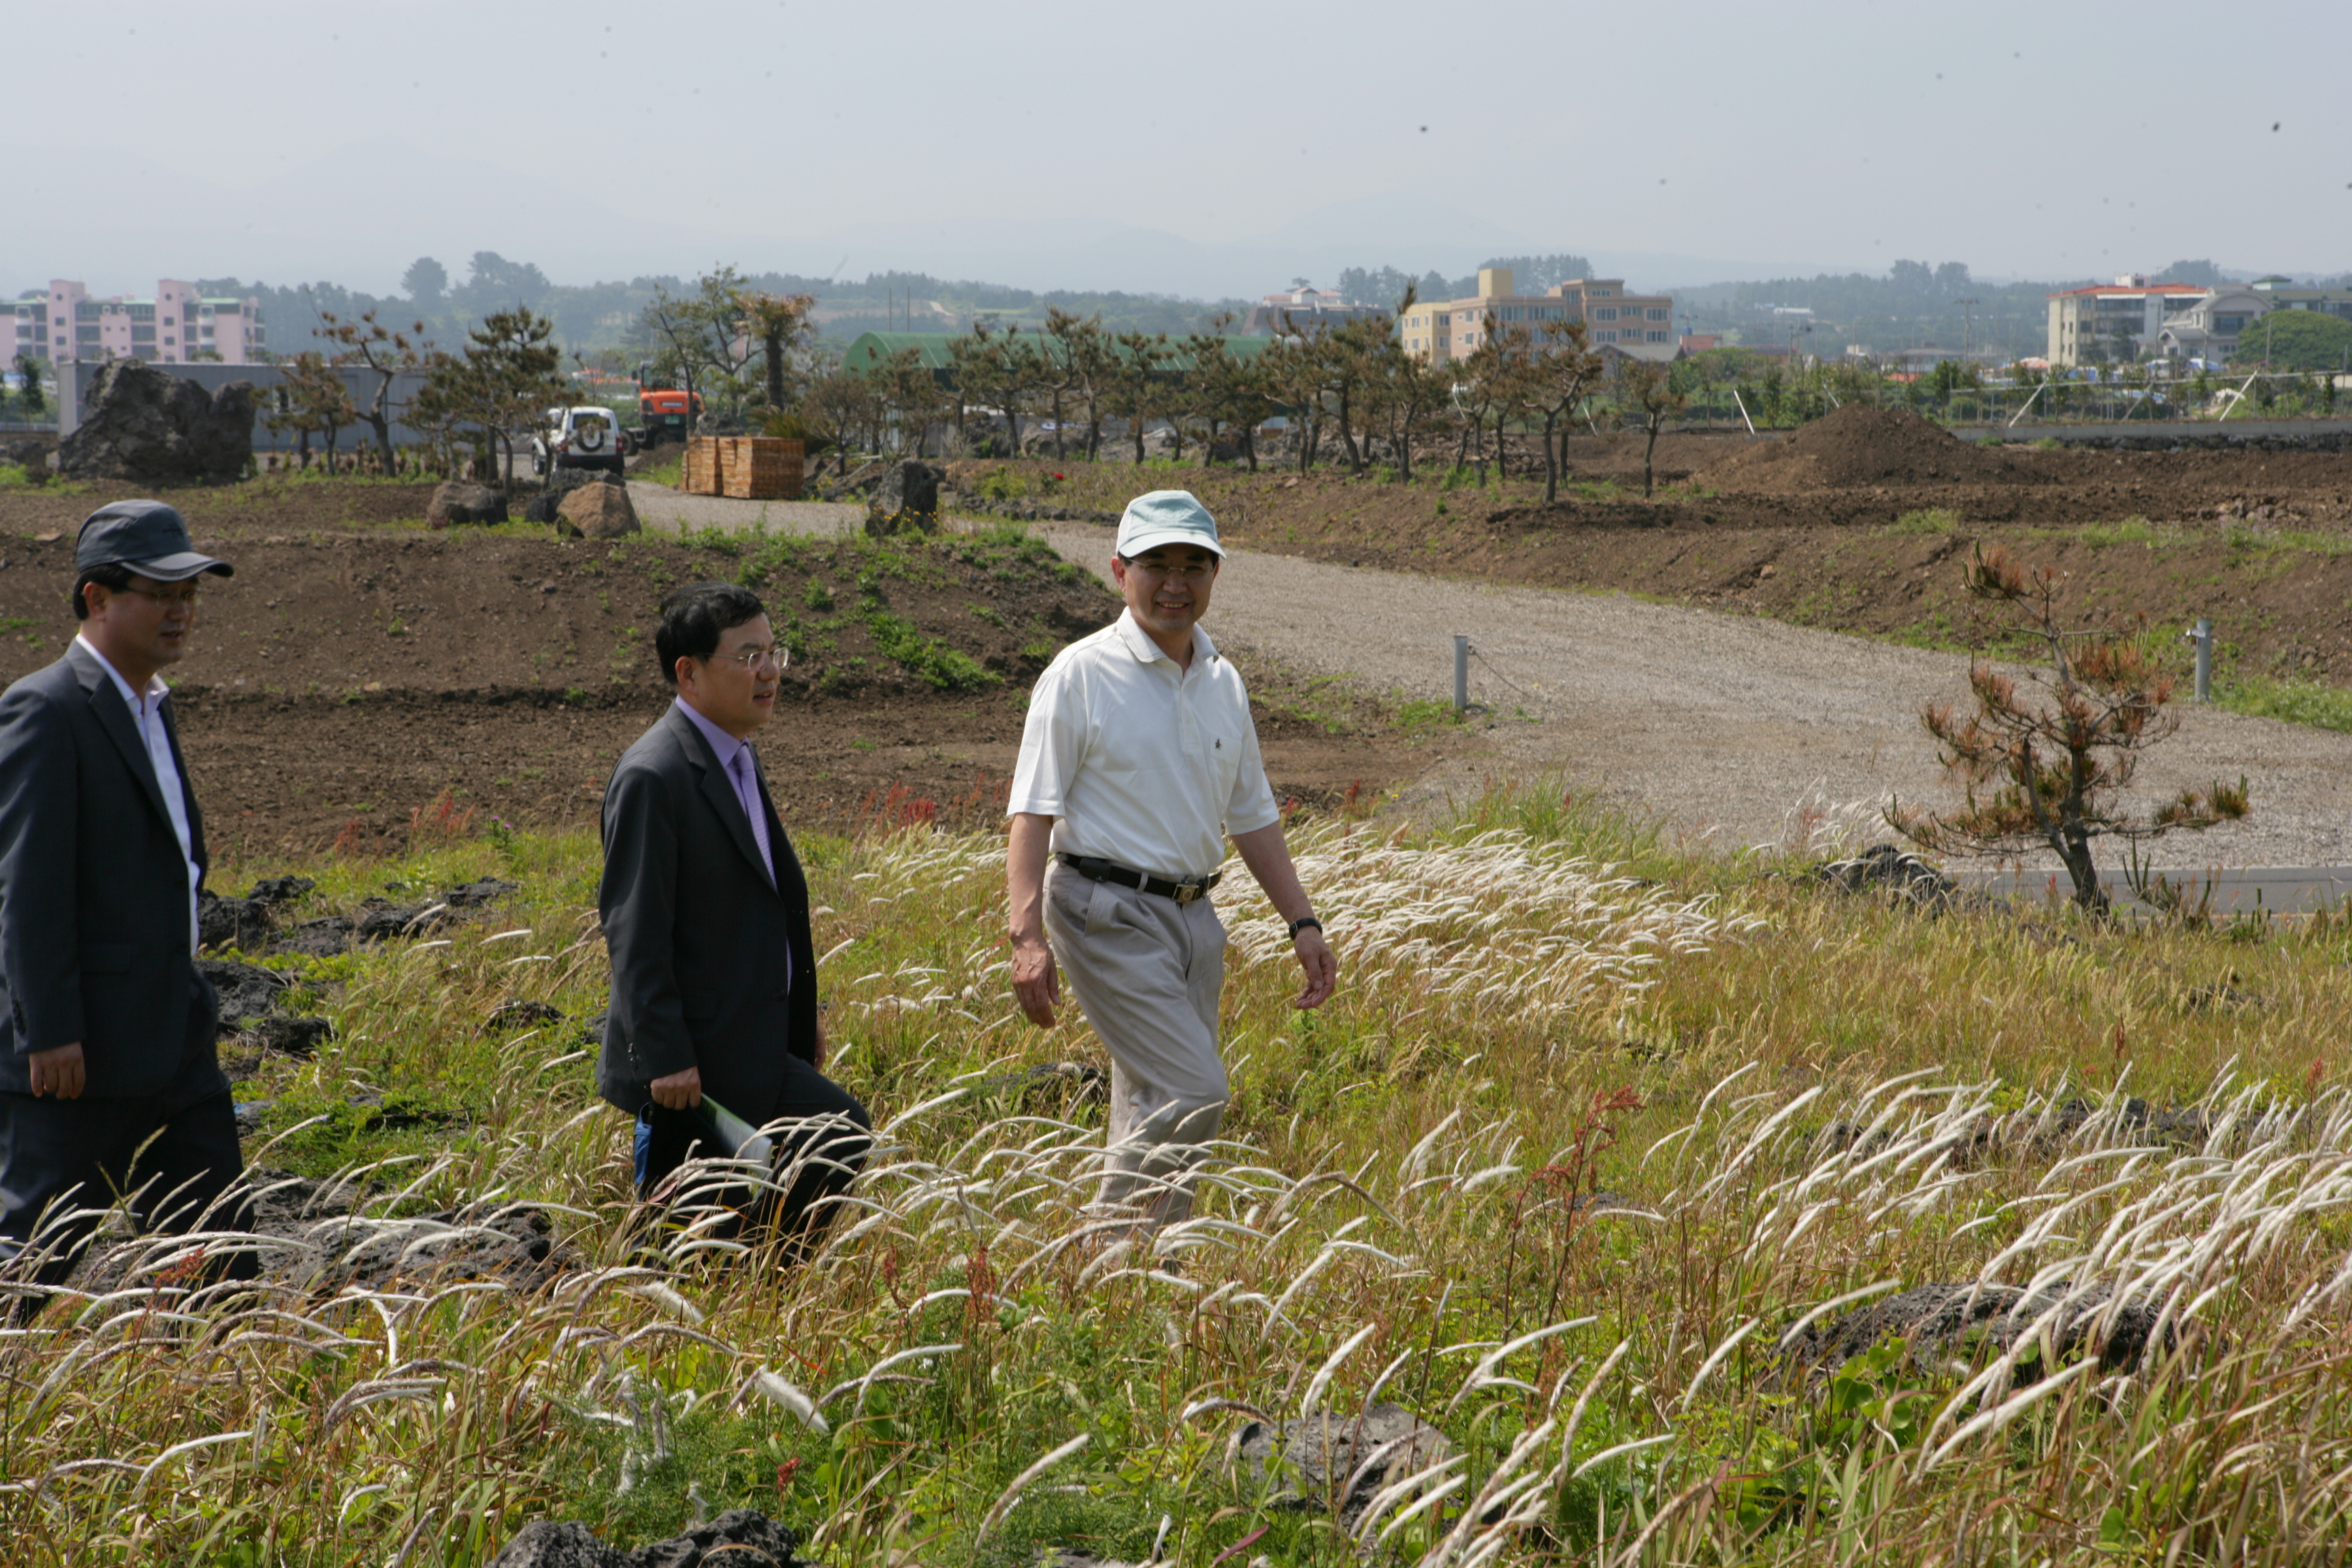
{"left": 1007, "top": 490, "right": 1337, "bottom": 1228}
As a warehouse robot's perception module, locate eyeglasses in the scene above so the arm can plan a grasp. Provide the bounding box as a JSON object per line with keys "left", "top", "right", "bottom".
{"left": 1120, "top": 557, "right": 1216, "bottom": 583}
{"left": 713, "top": 645, "right": 789, "bottom": 672}
{"left": 118, "top": 584, "right": 203, "bottom": 607}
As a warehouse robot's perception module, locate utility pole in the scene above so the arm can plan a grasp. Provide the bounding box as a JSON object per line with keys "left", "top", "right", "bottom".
{"left": 1955, "top": 297, "right": 1980, "bottom": 359}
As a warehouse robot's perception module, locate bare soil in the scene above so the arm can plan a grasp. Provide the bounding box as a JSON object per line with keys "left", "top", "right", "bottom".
{"left": 0, "top": 480, "right": 1426, "bottom": 851}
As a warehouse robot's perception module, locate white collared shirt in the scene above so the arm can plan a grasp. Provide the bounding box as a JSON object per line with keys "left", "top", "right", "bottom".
{"left": 74, "top": 636, "right": 201, "bottom": 953}
{"left": 1008, "top": 610, "right": 1281, "bottom": 881}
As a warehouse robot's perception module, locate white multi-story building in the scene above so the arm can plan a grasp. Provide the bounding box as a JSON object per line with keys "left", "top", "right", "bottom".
{"left": 1399, "top": 269, "right": 1676, "bottom": 364}
{"left": 9, "top": 279, "right": 267, "bottom": 366}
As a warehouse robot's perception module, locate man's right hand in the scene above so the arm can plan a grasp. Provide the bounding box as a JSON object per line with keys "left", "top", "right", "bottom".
{"left": 649, "top": 1065, "right": 702, "bottom": 1110}
{"left": 1011, "top": 934, "right": 1060, "bottom": 1028}
{"left": 29, "top": 1042, "right": 85, "bottom": 1100}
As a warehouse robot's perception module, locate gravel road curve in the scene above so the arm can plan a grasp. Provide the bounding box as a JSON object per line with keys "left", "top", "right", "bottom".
{"left": 1039, "top": 524, "right": 2352, "bottom": 870}
{"left": 618, "top": 483, "right": 2352, "bottom": 868}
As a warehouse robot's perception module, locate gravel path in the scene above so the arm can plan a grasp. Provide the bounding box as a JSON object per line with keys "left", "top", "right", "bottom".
{"left": 625, "top": 482, "right": 864, "bottom": 537}
{"left": 1039, "top": 524, "right": 2352, "bottom": 869}
{"left": 615, "top": 482, "right": 2352, "bottom": 866}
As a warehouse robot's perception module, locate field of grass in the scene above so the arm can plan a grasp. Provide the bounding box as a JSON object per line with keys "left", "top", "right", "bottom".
{"left": 8, "top": 784, "right": 2352, "bottom": 1565}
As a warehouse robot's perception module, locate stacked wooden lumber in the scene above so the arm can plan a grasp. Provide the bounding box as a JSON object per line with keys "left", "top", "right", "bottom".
{"left": 683, "top": 436, "right": 726, "bottom": 495}
{"left": 719, "top": 437, "right": 803, "bottom": 500}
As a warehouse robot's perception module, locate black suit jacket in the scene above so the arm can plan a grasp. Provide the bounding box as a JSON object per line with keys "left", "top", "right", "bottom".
{"left": 596, "top": 703, "right": 817, "bottom": 1119}
{"left": 0, "top": 643, "right": 218, "bottom": 1099}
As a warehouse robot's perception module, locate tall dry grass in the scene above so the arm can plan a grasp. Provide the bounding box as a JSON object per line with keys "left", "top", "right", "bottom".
{"left": 6, "top": 784, "right": 2352, "bottom": 1565}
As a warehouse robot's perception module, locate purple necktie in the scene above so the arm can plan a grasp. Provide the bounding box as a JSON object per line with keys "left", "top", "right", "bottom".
{"left": 728, "top": 748, "right": 776, "bottom": 888}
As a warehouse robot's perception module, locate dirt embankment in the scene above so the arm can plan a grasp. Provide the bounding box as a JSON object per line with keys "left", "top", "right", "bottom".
{"left": 0, "top": 483, "right": 1429, "bottom": 850}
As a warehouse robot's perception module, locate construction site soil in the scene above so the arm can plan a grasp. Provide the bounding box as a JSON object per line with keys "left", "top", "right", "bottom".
{"left": 1006, "top": 406, "right": 2352, "bottom": 685}
{"left": 0, "top": 480, "right": 1420, "bottom": 851}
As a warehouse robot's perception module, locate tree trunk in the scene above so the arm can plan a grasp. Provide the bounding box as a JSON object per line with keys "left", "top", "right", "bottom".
{"left": 764, "top": 333, "right": 785, "bottom": 410}
{"left": 1542, "top": 410, "right": 1561, "bottom": 503}
{"left": 1642, "top": 417, "right": 1661, "bottom": 498}
{"left": 1242, "top": 425, "right": 1257, "bottom": 473}
{"left": 1337, "top": 382, "right": 1362, "bottom": 474}
{"left": 1051, "top": 385, "right": 1065, "bottom": 462}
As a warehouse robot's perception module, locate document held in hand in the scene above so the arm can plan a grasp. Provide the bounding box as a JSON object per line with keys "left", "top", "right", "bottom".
{"left": 698, "top": 1094, "right": 776, "bottom": 1168}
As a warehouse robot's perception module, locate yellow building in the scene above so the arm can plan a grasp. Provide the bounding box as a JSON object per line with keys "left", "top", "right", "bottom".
{"left": 1399, "top": 269, "right": 1675, "bottom": 363}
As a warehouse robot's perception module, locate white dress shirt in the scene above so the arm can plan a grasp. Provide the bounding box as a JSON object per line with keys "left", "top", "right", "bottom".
{"left": 1008, "top": 610, "right": 1281, "bottom": 881}
{"left": 74, "top": 636, "right": 202, "bottom": 953}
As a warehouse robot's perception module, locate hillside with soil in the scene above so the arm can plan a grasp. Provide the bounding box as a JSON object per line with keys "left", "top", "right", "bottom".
{"left": 0, "top": 483, "right": 1428, "bottom": 849}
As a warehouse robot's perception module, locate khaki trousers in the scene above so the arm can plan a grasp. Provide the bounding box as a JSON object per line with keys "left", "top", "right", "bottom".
{"left": 1043, "top": 861, "right": 1228, "bottom": 1226}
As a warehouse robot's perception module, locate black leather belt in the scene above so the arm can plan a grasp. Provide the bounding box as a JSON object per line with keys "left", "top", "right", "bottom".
{"left": 1058, "top": 853, "right": 1222, "bottom": 904}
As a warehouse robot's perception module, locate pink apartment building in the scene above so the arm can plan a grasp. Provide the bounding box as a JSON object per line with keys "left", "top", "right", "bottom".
{"left": 10, "top": 279, "right": 267, "bottom": 366}
{"left": 1400, "top": 269, "right": 1676, "bottom": 364}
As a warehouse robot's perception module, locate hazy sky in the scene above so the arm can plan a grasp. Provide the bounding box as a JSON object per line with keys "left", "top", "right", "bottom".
{"left": 14, "top": 0, "right": 2347, "bottom": 300}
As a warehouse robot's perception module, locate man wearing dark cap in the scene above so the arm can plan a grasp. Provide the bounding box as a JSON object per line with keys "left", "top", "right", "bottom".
{"left": 0, "top": 500, "right": 254, "bottom": 1297}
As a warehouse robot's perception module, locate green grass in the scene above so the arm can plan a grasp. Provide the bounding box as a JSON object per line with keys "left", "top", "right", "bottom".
{"left": 20, "top": 781, "right": 2352, "bottom": 1563}
{"left": 635, "top": 451, "right": 685, "bottom": 489}
{"left": 1886, "top": 507, "right": 1960, "bottom": 536}
{"left": 2215, "top": 672, "right": 2352, "bottom": 732}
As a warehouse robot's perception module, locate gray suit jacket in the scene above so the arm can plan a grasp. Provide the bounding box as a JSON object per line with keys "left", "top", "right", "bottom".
{"left": 0, "top": 643, "right": 218, "bottom": 1099}
{"left": 596, "top": 704, "right": 817, "bottom": 1119}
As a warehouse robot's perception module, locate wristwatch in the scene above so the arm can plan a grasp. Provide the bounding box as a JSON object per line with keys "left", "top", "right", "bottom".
{"left": 1286, "top": 915, "right": 1323, "bottom": 940}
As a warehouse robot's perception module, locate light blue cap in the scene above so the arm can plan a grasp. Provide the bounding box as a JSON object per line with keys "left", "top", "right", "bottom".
{"left": 1115, "top": 489, "right": 1225, "bottom": 559}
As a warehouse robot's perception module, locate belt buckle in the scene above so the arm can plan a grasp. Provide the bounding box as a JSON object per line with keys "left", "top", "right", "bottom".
{"left": 1173, "top": 881, "right": 1202, "bottom": 904}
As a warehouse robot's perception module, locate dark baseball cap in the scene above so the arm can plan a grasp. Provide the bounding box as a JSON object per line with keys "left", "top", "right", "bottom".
{"left": 74, "top": 500, "right": 234, "bottom": 582}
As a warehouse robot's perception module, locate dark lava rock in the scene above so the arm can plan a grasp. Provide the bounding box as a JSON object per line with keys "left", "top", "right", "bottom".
{"left": 247, "top": 1015, "right": 333, "bottom": 1058}
{"left": 866, "top": 459, "right": 943, "bottom": 536}
{"left": 199, "top": 892, "right": 276, "bottom": 953}
{"left": 489, "top": 1509, "right": 799, "bottom": 1567}
{"left": 56, "top": 359, "right": 255, "bottom": 483}
{"left": 278, "top": 917, "right": 357, "bottom": 957}
{"left": 1818, "top": 844, "right": 1957, "bottom": 910}
{"left": 355, "top": 901, "right": 459, "bottom": 942}
{"left": 1237, "top": 1403, "right": 1454, "bottom": 1524}
{"left": 487, "top": 999, "right": 564, "bottom": 1036}
{"left": 444, "top": 877, "right": 520, "bottom": 907}
{"left": 1782, "top": 1280, "right": 2170, "bottom": 1382}
{"left": 248, "top": 875, "right": 317, "bottom": 905}
{"left": 427, "top": 480, "right": 509, "bottom": 528}
{"left": 201, "top": 874, "right": 320, "bottom": 951}
{"left": 199, "top": 958, "right": 293, "bottom": 1029}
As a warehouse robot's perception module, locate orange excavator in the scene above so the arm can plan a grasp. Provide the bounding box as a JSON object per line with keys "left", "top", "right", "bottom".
{"left": 636, "top": 384, "right": 703, "bottom": 446}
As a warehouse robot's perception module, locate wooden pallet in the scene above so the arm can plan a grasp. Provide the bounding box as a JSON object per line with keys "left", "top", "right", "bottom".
{"left": 719, "top": 437, "right": 803, "bottom": 500}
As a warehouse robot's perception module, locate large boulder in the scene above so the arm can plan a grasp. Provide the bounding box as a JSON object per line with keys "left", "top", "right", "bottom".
{"left": 1236, "top": 1403, "right": 1455, "bottom": 1527}
{"left": 427, "top": 480, "right": 508, "bottom": 528}
{"left": 56, "top": 361, "right": 254, "bottom": 483}
{"left": 865, "top": 459, "right": 943, "bottom": 536}
{"left": 525, "top": 465, "right": 603, "bottom": 524}
{"left": 557, "top": 477, "right": 640, "bottom": 539}
{"left": 489, "top": 1509, "right": 799, "bottom": 1567}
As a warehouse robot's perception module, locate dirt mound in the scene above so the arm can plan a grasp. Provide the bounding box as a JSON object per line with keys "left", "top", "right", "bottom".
{"left": 1701, "top": 405, "right": 2027, "bottom": 493}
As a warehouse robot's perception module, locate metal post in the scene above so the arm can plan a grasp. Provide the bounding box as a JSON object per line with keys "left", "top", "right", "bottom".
{"left": 1454, "top": 635, "right": 1469, "bottom": 714}
{"left": 2193, "top": 617, "right": 2212, "bottom": 702}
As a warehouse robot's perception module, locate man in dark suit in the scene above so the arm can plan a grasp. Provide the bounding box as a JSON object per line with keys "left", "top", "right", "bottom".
{"left": 0, "top": 500, "right": 254, "bottom": 1297}
{"left": 598, "top": 581, "right": 868, "bottom": 1249}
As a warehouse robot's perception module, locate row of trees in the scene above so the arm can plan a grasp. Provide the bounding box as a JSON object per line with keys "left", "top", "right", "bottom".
{"left": 769, "top": 293, "right": 1691, "bottom": 499}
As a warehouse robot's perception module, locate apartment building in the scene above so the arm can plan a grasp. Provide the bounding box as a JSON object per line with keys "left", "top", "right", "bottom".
{"left": 9, "top": 279, "right": 267, "bottom": 366}
{"left": 1241, "top": 285, "right": 1390, "bottom": 335}
{"left": 1399, "top": 269, "right": 1674, "bottom": 364}
{"left": 2048, "top": 276, "right": 2223, "bottom": 367}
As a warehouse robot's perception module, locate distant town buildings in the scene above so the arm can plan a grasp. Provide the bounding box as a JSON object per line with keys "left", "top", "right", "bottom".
{"left": 10, "top": 280, "right": 267, "bottom": 366}
{"left": 1398, "top": 269, "right": 1675, "bottom": 365}
{"left": 2046, "top": 274, "right": 2352, "bottom": 368}
{"left": 1241, "top": 286, "right": 1388, "bottom": 335}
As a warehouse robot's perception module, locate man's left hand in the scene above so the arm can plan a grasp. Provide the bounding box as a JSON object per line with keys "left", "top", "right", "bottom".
{"left": 1290, "top": 927, "right": 1337, "bottom": 1010}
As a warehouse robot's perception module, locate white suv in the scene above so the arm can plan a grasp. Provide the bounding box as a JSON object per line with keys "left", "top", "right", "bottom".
{"left": 531, "top": 406, "right": 630, "bottom": 476}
